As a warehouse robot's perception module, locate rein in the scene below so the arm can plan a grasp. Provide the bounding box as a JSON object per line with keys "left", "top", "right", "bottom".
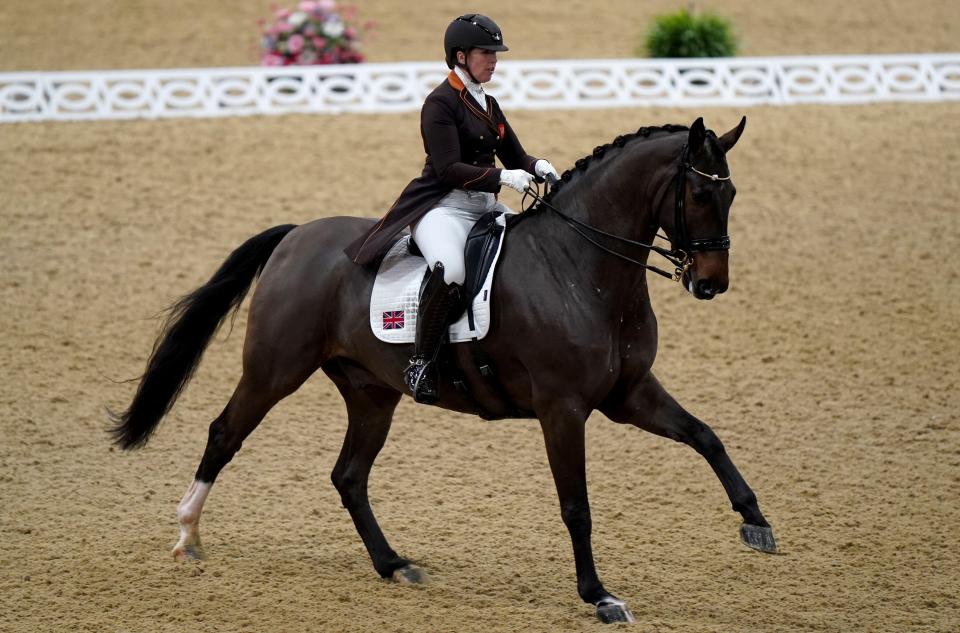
{"left": 521, "top": 143, "right": 731, "bottom": 282}
{"left": 523, "top": 181, "right": 685, "bottom": 280}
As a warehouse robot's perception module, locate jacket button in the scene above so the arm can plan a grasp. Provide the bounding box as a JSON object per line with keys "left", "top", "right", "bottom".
{"left": 472, "top": 161, "right": 478, "bottom": 165}
{"left": 479, "top": 135, "right": 484, "bottom": 140}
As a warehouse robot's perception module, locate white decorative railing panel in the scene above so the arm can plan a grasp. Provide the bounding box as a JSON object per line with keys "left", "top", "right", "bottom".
{"left": 2, "top": 54, "right": 958, "bottom": 123}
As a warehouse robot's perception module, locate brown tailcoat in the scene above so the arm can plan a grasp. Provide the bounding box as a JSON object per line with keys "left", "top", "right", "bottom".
{"left": 344, "top": 70, "right": 539, "bottom": 266}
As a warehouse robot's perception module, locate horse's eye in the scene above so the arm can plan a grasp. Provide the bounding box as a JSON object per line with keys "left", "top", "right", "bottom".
{"left": 693, "top": 190, "right": 711, "bottom": 203}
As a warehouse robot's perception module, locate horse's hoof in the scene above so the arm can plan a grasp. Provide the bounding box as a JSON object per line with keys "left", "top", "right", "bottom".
{"left": 392, "top": 564, "right": 428, "bottom": 584}
{"left": 172, "top": 543, "right": 206, "bottom": 562}
{"left": 596, "top": 599, "right": 636, "bottom": 624}
{"left": 740, "top": 523, "right": 778, "bottom": 554}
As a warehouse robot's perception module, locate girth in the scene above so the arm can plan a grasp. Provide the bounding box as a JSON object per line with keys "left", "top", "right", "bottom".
{"left": 453, "top": 212, "right": 533, "bottom": 419}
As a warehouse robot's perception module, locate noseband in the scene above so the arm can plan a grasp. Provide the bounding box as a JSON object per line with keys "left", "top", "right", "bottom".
{"left": 524, "top": 143, "right": 732, "bottom": 282}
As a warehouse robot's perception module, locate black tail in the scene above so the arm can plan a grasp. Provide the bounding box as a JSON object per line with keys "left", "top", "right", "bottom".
{"left": 109, "top": 224, "right": 297, "bottom": 450}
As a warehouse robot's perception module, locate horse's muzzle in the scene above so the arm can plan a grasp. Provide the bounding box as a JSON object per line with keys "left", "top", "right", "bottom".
{"left": 690, "top": 277, "right": 726, "bottom": 300}
{"left": 684, "top": 253, "right": 729, "bottom": 300}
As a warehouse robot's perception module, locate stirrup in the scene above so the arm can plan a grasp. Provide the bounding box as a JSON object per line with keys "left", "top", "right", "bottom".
{"left": 403, "top": 356, "right": 426, "bottom": 390}
{"left": 404, "top": 356, "right": 438, "bottom": 404}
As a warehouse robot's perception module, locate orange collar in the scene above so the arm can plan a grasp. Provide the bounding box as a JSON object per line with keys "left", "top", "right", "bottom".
{"left": 447, "top": 70, "right": 498, "bottom": 134}
{"left": 446, "top": 70, "right": 465, "bottom": 91}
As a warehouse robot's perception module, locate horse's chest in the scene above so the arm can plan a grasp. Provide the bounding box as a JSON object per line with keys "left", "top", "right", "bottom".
{"left": 615, "top": 310, "right": 659, "bottom": 374}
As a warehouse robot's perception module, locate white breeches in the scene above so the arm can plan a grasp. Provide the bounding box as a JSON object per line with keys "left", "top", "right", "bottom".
{"left": 411, "top": 189, "right": 514, "bottom": 285}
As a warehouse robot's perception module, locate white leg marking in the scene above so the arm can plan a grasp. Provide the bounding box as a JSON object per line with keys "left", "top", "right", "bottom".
{"left": 172, "top": 480, "right": 212, "bottom": 561}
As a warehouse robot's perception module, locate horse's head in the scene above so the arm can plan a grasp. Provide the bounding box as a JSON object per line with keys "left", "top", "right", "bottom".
{"left": 661, "top": 117, "right": 745, "bottom": 300}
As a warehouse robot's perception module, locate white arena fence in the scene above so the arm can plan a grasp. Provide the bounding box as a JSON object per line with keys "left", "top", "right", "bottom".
{"left": 1, "top": 54, "right": 958, "bottom": 123}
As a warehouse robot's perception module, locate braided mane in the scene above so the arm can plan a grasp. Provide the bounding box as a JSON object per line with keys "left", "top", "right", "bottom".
{"left": 522, "top": 124, "right": 689, "bottom": 216}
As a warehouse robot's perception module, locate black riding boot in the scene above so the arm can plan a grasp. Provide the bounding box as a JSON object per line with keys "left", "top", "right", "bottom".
{"left": 404, "top": 262, "right": 461, "bottom": 404}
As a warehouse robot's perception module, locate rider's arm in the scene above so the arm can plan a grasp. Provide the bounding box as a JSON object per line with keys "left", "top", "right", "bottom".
{"left": 490, "top": 99, "right": 538, "bottom": 174}
{"left": 421, "top": 96, "right": 502, "bottom": 192}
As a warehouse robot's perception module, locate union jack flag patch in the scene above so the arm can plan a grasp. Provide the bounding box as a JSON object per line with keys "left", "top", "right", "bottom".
{"left": 382, "top": 310, "right": 405, "bottom": 330}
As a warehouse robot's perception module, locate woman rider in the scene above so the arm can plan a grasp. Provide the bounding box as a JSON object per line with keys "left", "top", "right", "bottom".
{"left": 345, "top": 14, "right": 559, "bottom": 404}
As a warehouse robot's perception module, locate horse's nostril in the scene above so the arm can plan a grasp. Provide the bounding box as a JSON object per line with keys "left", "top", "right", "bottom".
{"left": 696, "top": 279, "right": 714, "bottom": 296}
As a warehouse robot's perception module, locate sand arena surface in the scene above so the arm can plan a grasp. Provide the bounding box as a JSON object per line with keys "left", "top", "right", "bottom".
{"left": 2, "top": 2, "right": 960, "bottom": 632}
{"left": 1, "top": 0, "right": 959, "bottom": 70}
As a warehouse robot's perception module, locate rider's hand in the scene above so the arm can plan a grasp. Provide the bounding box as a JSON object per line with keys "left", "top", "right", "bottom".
{"left": 535, "top": 159, "right": 559, "bottom": 181}
{"left": 500, "top": 169, "right": 534, "bottom": 193}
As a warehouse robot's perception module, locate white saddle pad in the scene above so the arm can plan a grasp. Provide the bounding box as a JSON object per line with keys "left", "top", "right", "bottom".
{"left": 370, "top": 214, "right": 507, "bottom": 344}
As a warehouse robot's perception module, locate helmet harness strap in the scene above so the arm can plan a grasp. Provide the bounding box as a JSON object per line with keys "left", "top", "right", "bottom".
{"left": 455, "top": 52, "right": 482, "bottom": 85}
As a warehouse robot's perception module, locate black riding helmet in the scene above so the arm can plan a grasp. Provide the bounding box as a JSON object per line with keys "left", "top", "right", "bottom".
{"left": 444, "top": 14, "right": 508, "bottom": 69}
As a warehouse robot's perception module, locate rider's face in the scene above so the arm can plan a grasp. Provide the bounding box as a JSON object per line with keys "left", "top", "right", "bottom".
{"left": 461, "top": 48, "right": 497, "bottom": 83}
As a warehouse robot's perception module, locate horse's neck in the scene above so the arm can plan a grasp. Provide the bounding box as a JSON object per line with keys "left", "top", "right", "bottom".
{"left": 515, "top": 137, "right": 678, "bottom": 299}
{"left": 570, "top": 136, "right": 677, "bottom": 234}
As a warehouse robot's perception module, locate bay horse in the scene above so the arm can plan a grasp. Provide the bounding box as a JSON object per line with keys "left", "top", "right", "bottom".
{"left": 111, "top": 117, "right": 777, "bottom": 624}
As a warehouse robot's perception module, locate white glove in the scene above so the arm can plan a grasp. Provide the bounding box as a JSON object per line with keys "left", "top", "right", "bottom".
{"left": 535, "top": 159, "right": 559, "bottom": 181}
{"left": 500, "top": 169, "right": 534, "bottom": 193}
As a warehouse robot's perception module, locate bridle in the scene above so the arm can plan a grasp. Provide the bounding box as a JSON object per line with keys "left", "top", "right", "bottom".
{"left": 522, "top": 143, "right": 732, "bottom": 282}
{"left": 672, "top": 144, "right": 732, "bottom": 256}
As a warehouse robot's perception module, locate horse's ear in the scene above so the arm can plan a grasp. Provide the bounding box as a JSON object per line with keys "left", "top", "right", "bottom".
{"left": 688, "top": 117, "right": 706, "bottom": 154}
{"left": 718, "top": 116, "right": 747, "bottom": 153}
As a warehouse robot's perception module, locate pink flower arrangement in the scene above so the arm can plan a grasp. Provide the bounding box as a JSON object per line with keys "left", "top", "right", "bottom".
{"left": 260, "top": 1, "right": 371, "bottom": 65}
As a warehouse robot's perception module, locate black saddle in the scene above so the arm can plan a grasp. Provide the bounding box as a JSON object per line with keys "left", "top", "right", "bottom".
{"left": 412, "top": 211, "right": 505, "bottom": 310}
{"left": 462, "top": 211, "right": 504, "bottom": 304}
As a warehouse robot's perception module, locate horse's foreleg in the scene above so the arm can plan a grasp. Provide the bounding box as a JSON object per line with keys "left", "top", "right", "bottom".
{"left": 326, "top": 369, "right": 422, "bottom": 582}
{"left": 602, "top": 373, "right": 777, "bottom": 553}
{"left": 539, "top": 412, "right": 635, "bottom": 624}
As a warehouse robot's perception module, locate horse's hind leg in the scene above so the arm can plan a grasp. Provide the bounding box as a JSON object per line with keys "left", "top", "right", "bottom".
{"left": 601, "top": 373, "right": 778, "bottom": 554}
{"left": 173, "top": 370, "right": 308, "bottom": 561}
{"left": 324, "top": 365, "right": 423, "bottom": 582}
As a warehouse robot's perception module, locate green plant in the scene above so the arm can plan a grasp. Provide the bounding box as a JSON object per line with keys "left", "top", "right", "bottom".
{"left": 643, "top": 8, "right": 738, "bottom": 58}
